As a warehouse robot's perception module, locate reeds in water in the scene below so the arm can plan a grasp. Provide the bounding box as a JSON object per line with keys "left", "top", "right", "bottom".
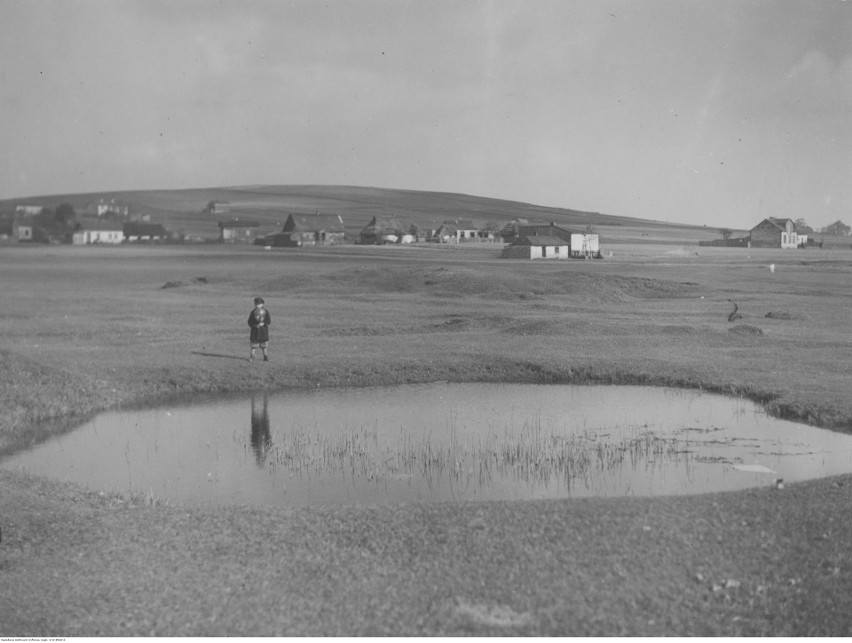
{"left": 248, "top": 417, "right": 687, "bottom": 497}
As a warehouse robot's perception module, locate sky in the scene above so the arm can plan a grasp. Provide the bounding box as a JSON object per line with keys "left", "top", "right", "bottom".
{"left": 1, "top": 0, "right": 850, "bottom": 229}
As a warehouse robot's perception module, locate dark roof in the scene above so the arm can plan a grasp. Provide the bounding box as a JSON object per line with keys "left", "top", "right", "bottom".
{"left": 514, "top": 235, "right": 569, "bottom": 246}
{"left": 124, "top": 223, "right": 168, "bottom": 236}
{"left": 517, "top": 223, "right": 579, "bottom": 236}
{"left": 754, "top": 217, "right": 794, "bottom": 231}
{"left": 282, "top": 213, "right": 345, "bottom": 233}
{"left": 75, "top": 218, "right": 124, "bottom": 231}
{"left": 360, "top": 215, "right": 405, "bottom": 235}
{"left": 219, "top": 219, "right": 260, "bottom": 229}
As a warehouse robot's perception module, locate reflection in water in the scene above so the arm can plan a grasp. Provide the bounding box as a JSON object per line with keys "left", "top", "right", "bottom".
{"left": 250, "top": 393, "right": 271, "bottom": 466}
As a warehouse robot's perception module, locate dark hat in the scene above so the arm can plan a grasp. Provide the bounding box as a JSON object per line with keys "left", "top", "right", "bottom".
{"left": 254, "top": 297, "right": 265, "bottom": 305}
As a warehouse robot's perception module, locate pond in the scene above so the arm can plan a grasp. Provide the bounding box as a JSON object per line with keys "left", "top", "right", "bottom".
{"left": 3, "top": 383, "right": 852, "bottom": 507}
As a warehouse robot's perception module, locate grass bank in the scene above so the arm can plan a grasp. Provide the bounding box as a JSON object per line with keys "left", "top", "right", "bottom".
{"left": 1, "top": 243, "right": 851, "bottom": 635}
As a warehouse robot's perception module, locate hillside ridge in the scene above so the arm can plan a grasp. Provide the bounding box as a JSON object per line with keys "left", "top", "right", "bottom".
{"left": 1, "top": 184, "right": 726, "bottom": 241}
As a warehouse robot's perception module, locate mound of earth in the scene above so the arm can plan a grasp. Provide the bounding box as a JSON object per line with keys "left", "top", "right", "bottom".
{"left": 728, "top": 324, "right": 764, "bottom": 336}
{"left": 284, "top": 266, "right": 702, "bottom": 304}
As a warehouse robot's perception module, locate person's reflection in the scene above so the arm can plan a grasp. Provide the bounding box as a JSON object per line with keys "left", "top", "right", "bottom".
{"left": 250, "top": 393, "right": 271, "bottom": 466}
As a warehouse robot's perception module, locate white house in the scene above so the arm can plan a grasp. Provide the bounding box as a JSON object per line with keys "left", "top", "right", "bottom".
{"left": 72, "top": 219, "right": 125, "bottom": 245}
{"left": 501, "top": 235, "right": 570, "bottom": 260}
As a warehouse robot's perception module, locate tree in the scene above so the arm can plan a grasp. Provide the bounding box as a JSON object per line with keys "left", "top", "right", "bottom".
{"left": 718, "top": 227, "right": 733, "bottom": 240}
{"left": 821, "top": 220, "right": 851, "bottom": 236}
{"left": 794, "top": 218, "right": 813, "bottom": 233}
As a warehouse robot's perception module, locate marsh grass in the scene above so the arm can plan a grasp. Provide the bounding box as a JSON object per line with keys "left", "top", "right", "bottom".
{"left": 245, "top": 418, "right": 687, "bottom": 495}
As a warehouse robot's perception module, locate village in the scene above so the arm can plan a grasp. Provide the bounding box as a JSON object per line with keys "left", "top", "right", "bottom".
{"left": 2, "top": 197, "right": 848, "bottom": 259}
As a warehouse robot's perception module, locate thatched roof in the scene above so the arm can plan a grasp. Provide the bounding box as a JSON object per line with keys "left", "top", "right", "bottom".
{"left": 282, "top": 213, "right": 345, "bottom": 233}
{"left": 360, "top": 215, "right": 405, "bottom": 236}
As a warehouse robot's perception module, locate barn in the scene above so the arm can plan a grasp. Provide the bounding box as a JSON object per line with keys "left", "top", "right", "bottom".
{"left": 277, "top": 213, "right": 346, "bottom": 247}
{"left": 218, "top": 219, "right": 261, "bottom": 244}
{"left": 359, "top": 215, "right": 407, "bottom": 245}
{"left": 501, "top": 235, "right": 570, "bottom": 260}
{"left": 749, "top": 218, "right": 807, "bottom": 249}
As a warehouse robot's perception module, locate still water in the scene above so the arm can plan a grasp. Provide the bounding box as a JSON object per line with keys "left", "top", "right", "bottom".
{"left": 4, "top": 383, "right": 852, "bottom": 507}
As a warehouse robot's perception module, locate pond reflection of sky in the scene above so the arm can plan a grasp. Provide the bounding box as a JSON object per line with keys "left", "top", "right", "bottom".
{"left": 4, "top": 383, "right": 852, "bottom": 507}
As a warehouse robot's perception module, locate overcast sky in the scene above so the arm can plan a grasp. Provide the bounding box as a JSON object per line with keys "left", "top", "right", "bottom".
{"left": 1, "top": 0, "right": 850, "bottom": 229}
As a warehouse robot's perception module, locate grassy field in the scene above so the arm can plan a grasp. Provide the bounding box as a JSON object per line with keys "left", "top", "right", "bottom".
{"left": 2, "top": 240, "right": 852, "bottom": 635}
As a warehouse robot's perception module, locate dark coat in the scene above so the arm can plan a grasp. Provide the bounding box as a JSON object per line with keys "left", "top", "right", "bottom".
{"left": 248, "top": 307, "right": 271, "bottom": 343}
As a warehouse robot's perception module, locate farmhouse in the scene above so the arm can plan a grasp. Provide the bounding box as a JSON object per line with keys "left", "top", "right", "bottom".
{"left": 124, "top": 222, "right": 169, "bottom": 243}
{"left": 358, "top": 215, "right": 407, "bottom": 245}
{"left": 218, "top": 219, "right": 261, "bottom": 244}
{"left": 72, "top": 219, "right": 125, "bottom": 245}
{"left": 504, "top": 222, "right": 600, "bottom": 257}
{"left": 277, "top": 213, "right": 346, "bottom": 247}
{"left": 501, "top": 235, "right": 570, "bottom": 260}
{"left": 749, "top": 218, "right": 807, "bottom": 249}
{"left": 431, "top": 219, "right": 481, "bottom": 243}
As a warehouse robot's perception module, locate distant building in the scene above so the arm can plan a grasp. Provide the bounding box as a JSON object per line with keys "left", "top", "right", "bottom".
{"left": 750, "top": 218, "right": 807, "bottom": 249}
{"left": 204, "top": 201, "right": 231, "bottom": 215}
{"left": 358, "top": 215, "right": 406, "bottom": 245}
{"left": 501, "top": 235, "right": 571, "bottom": 260}
{"left": 72, "top": 219, "right": 125, "bottom": 245}
{"left": 124, "top": 222, "right": 169, "bottom": 243}
{"left": 218, "top": 219, "right": 261, "bottom": 244}
{"left": 15, "top": 205, "right": 44, "bottom": 216}
{"left": 96, "top": 199, "right": 130, "bottom": 218}
{"left": 431, "top": 219, "right": 480, "bottom": 243}
{"left": 499, "top": 218, "right": 530, "bottom": 243}
{"left": 502, "top": 221, "right": 569, "bottom": 241}
{"left": 276, "top": 213, "right": 346, "bottom": 247}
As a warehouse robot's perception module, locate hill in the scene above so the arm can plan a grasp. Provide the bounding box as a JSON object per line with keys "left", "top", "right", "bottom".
{"left": 0, "top": 184, "right": 732, "bottom": 243}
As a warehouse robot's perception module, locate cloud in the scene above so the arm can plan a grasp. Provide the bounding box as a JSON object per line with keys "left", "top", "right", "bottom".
{"left": 782, "top": 49, "right": 852, "bottom": 111}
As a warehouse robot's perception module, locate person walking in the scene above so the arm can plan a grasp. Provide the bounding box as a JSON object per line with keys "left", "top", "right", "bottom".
{"left": 248, "top": 297, "right": 272, "bottom": 362}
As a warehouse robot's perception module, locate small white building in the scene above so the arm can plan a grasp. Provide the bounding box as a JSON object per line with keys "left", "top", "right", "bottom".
{"left": 72, "top": 219, "right": 125, "bottom": 245}
{"left": 501, "top": 235, "right": 570, "bottom": 260}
